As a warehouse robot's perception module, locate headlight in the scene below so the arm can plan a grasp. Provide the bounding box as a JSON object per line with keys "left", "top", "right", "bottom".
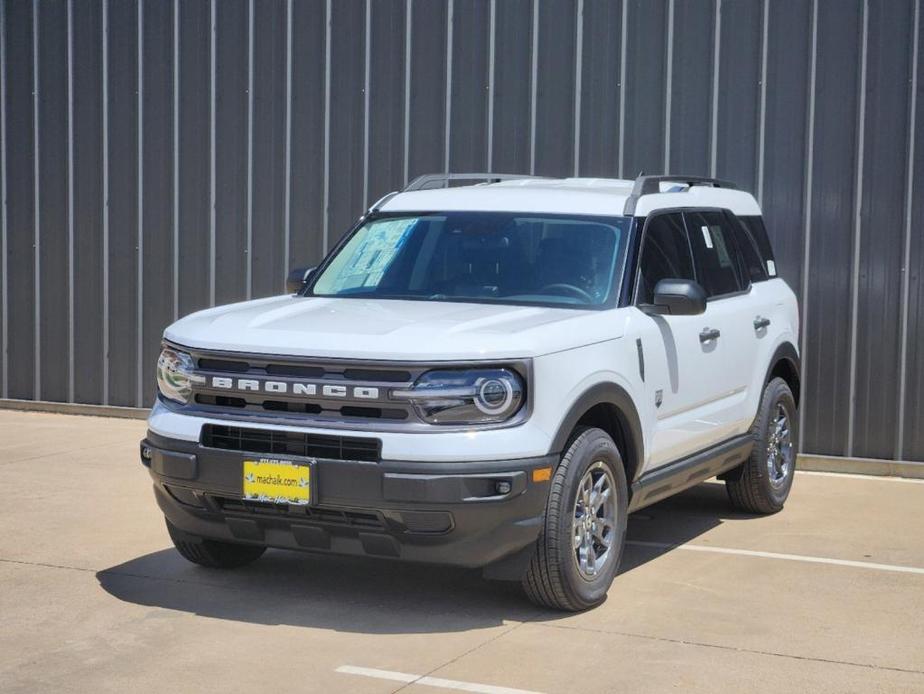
{"left": 156, "top": 346, "right": 203, "bottom": 404}
{"left": 393, "top": 368, "right": 525, "bottom": 424}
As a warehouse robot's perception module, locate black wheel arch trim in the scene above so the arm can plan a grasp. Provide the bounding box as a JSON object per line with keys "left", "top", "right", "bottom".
{"left": 765, "top": 341, "right": 801, "bottom": 406}
{"left": 548, "top": 382, "right": 645, "bottom": 484}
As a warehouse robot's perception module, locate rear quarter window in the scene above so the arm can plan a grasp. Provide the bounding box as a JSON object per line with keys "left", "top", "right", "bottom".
{"left": 726, "top": 212, "right": 768, "bottom": 283}
{"left": 738, "top": 216, "right": 777, "bottom": 278}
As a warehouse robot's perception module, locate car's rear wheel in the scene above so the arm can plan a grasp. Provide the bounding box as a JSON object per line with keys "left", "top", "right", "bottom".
{"left": 725, "top": 377, "right": 798, "bottom": 514}
{"left": 523, "top": 427, "right": 627, "bottom": 612}
{"left": 166, "top": 519, "right": 266, "bottom": 569}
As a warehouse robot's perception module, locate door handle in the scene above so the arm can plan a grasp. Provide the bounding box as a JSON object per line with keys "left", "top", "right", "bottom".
{"left": 699, "top": 327, "right": 721, "bottom": 343}
{"left": 753, "top": 316, "right": 771, "bottom": 330}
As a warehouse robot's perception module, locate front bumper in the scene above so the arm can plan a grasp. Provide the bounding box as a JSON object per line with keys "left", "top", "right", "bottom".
{"left": 141, "top": 431, "right": 555, "bottom": 570}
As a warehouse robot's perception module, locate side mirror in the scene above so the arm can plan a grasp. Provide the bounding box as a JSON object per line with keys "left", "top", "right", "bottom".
{"left": 644, "top": 278, "right": 707, "bottom": 316}
{"left": 286, "top": 266, "right": 316, "bottom": 294}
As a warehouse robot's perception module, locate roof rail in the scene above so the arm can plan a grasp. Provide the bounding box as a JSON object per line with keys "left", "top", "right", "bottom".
{"left": 622, "top": 174, "right": 737, "bottom": 216}
{"left": 403, "top": 172, "right": 549, "bottom": 192}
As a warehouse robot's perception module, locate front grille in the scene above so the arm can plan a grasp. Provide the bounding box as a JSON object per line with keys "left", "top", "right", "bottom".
{"left": 201, "top": 424, "right": 381, "bottom": 463}
{"left": 182, "top": 349, "right": 424, "bottom": 425}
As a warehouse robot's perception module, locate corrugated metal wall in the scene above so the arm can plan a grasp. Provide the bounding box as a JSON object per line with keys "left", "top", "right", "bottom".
{"left": 0, "top": 0, "right": 921, "bottom": 462}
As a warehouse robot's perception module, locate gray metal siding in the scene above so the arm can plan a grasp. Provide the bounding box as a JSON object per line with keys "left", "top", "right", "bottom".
{"left": 104, "top": 0, "right": 138, "bottom": 407}
{"left": 448, "top": 0, "right": 489, "bottom": 174}
{"left": 577, "top": 0, "right": 621, "bottom": 177}
{"left": 176, "top": 0, "right": 210, "bottom": 318}
{"left": 1, "top": 0, "right": 922, "bottom": 465}
{"left": 250, "top": 0, "right": 287, "bottom": 299}
{"left": 902, "top": 2, "right": 922, "bottom": 462}
{"left": 716, "top": 0, "right": 761, "bottom": 193}
{"left": 491, "top": 0, "right": 531, "bottom": 174}
{"left": 668, "top": 0, "right": 714, "bottom": 176}
{"left": 622, "top": 0, "right": 666, "bottom": 177}
{"left": 407, "top": 0, "right": 446, "bottom": 183}
{"left": 5, "top": 0, "right": 35, "bottom": 400}
{"left": 288, "top": 0, "right": 325, "bottom": 266}
{"left": 853, "top": 0, "right": 914, "bottom": 459}
{"left": 140, "top": 0, "right": 175, "bottom": 407}
{"left": 533, "top": 0, "right": 576, "bottom": 177}
{"left": 802, "top": 1, "right": 861, "bottom": 457}
{"left": 72, "top": 0, "right": 104, "bottom": 404}
{"left": 368, "top": 0, "right": 406, "bottom": 206}
{"left": 37, "top": 0, "right": 68, "bottom": 403}
{"left": 761, "top": 0, "right": 810, "bottom": 304}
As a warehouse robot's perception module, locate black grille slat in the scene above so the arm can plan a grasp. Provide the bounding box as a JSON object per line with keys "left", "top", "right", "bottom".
{"left": 264, "top": 363, "right": 327, "bottom": 379}
{"left": 198, "top": 358, "right": 250, "bottom": 372}
{"left": 212, "top": 496, "right": 386, "bottom": 529}
{"left": 201, "top": 424, "right": 381, "bottom": 463}
{"left": 342, "top": 368, "right": 412, "bottom": 383}
{"left": 195, "top": 394, "right": 247, "bottom": 408}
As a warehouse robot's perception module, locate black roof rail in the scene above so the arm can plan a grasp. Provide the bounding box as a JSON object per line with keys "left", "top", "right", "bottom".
{"left": 622, "top": 174, "right": 737, "bottom": 216}
{"left": 403, "top": 172, "right": 550, "bottom": 192}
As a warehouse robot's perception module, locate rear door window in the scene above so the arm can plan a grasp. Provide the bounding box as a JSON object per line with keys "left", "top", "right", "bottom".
{"left": 684, "top": 210, "right": 744, "bottom": 298}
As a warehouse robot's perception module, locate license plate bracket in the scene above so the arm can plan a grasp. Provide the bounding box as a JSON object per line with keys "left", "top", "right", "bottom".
{"left": 242, "top": 457, "right": 315, "bottom": 506}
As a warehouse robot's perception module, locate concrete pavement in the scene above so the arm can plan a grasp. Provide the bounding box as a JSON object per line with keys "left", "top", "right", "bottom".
{"left": 1, "top": 410, "right": 922, "bottom": 693}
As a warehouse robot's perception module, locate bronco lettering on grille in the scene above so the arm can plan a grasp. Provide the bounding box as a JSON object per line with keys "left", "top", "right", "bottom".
{"left": 210, "top": 376, "right": 380, "bottom": 400}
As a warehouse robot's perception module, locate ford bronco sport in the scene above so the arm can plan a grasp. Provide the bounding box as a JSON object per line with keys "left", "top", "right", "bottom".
{"left": 142, "top": 173, "right": 800, "bottom": 611}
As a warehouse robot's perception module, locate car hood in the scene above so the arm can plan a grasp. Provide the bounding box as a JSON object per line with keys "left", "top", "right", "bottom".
{"left": 164, "top": 295, "right": 627, "bottom": 361}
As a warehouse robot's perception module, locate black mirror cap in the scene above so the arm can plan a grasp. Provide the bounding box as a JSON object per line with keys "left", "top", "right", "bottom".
{"left": 646, "top": 278, "right": 707, "bottom": 316}
{"left": 286, "top": 266, "right": 316, "bottom": 294}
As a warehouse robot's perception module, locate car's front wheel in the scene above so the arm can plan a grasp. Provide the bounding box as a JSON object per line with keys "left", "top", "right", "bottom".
{"left": 523, "top": 427, "right": 628, "bottom": 611}
{"left": 166, "top": 519, "right": 267, "bottom": 569}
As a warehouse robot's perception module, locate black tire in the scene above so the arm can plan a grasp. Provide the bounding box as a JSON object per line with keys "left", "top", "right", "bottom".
{"left": 725, "top": 377, "right": 798, "bottom": 514}
{"left": 523, "top": 427, "right": 628, "bottom": 612}
{"left": 166, "top": 519, "right": 267, "bottom": 569}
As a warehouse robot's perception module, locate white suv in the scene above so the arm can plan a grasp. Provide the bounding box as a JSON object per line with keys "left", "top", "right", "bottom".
{"left": 143, "top": 173, "right": 800, "bottom": 611}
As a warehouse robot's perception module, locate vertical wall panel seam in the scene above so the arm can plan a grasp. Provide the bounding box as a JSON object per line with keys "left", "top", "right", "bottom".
{"left": 443, "top": 0, "right": 453, "bottom": 174}
{"left": 322, "top": 0, "right": 331, "bottom": 252}
{"left": 101, "top": 0, "right": 110, "bottom": 403}
{"left": 136, "top": 0, "right": 144, "bottom": 407}
{"left": 799, "top": 0, "right": 818, "bottom": 453}
{"left": 66, "top": 0, "right": 75, "bottom": 402}
{"left": 529, "top": 0, "right": 538, "bottom": 175}
{"left": 897, "top": 0, "right": 920, "bottom": 460}
{"left": 617, "top": 0, "right": 627, "bottom": 177}
{"left": 208, "top": 0, "right": 215, "bottom": 306}
{"left": 362, "top": 0, "right": 370, "bottom": 205}
{"left": 245, "top": 0, "right": 253, "bottom": 299}
{"left": 32, "top": 0, "right": 40, "bottom": 400}
{"left": 756, "top": 0, "right": 769, "bottom": 205}
{"left": 283, "top": 0, "right": 292, "bottom": 279}
{"left": 572, "top": 0, "right": 583, "bottom": 176}
{"left": 486, "top": 0, "right": 495, "bottom": 171}
{"left": 846, "top": 0, "right": 869, "bottom": 457}
{"left": 172, "top": 0, "right": 179, "bottom": 320}
{"left": 709, "top": 0, "right": 721, "bottom": 178}
{"left": 0, "top": 0, "right": 7, "bottom": 399}
{"left": 663, "top": 0, "right": 673, "bottom": 174}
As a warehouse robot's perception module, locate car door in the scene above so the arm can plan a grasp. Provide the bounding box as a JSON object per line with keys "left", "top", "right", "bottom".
{"left": 682, "top": 209, "right": 756, "bottom": 440}
{"left": 633, "top": 211, "right": 736, "bottom": 469}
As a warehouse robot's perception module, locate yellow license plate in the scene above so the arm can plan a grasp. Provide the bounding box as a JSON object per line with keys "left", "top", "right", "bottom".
{"left": 242, "top": 458, "right": 312, "bottom": 505}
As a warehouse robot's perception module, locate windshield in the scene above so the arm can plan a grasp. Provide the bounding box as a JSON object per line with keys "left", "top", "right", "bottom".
{"left": 309, "top": 212, "right": 632, "bottom": 308}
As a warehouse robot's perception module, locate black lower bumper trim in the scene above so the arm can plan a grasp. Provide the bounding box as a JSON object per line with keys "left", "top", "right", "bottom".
{"left": 143, "top": 431, "right": 555, "bottom": 569}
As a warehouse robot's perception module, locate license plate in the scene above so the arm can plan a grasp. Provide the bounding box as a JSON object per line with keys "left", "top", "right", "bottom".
{"left": 242, "top": 458, "right": 313, "bottom": 505}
